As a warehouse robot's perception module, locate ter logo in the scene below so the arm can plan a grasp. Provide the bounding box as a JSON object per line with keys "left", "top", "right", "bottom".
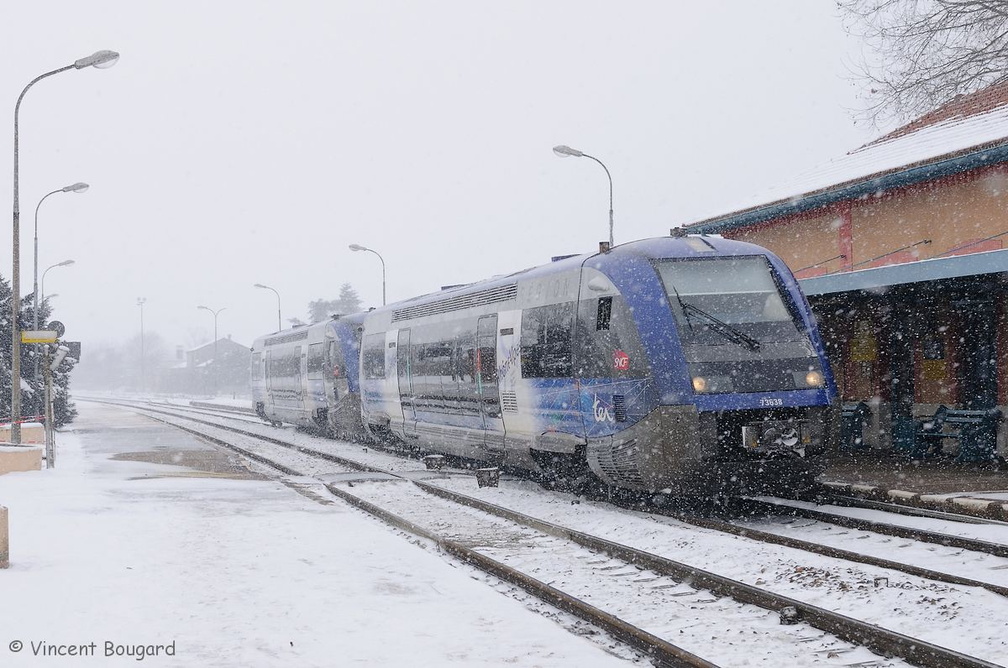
{"left": 613, "top": 350, "right": 629, "bottom": 371}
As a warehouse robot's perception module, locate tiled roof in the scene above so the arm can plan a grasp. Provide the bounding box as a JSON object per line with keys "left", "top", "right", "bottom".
{"left": 866, "top": 80, "right": 1008, "bottom": 145}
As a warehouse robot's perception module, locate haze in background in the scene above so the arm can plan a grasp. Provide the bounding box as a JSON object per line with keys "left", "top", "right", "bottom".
{"left": 0, "top": 2, "right": 881, "bottom": 356}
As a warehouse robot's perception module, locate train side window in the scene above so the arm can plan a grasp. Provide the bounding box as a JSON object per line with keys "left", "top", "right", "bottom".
{"left": 362, "top": 333, "right": 386, "bottom": 379}
{"left": 251, "top": 352, "right": 262, "bottom": 380}
{"left": 521, "top": 303, "right": 573, "bottom": 378}
{"left": 306, "top": 343, "right": 324, "bottom": 376}
{"left": 575, "top": 295, "right": 648, "bottom": 379}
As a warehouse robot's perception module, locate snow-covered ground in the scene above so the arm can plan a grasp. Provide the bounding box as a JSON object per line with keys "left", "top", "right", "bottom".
{"left": 0, "top": 404, "right": 633, "bottom": 667}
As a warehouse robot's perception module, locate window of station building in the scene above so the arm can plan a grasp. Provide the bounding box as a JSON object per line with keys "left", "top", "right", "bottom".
{"left": 575, "top": 295, "right": 648, "bottom": 379}
{"left": 362, "top": 333, "right": 386, "bottom": 379}
{"left": 521, "top": 302, "right": 574, "bottom": 378}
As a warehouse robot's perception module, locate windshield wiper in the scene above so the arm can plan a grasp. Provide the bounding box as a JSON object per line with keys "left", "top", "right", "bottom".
{"left": 672, "top": 288, "right": 761, "bottom": 352}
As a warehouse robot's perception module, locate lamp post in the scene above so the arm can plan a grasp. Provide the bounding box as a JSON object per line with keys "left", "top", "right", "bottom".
{"left": 254, "top": 283, "right": 282, "bottom": 331}
{"left": 36, "top": 259, "right": 75, "bottom": 399}
{"left": 40, "top": 260, "right": 74, "bottom": 307}
{"left": 552, "top": 144, "right": 614, "bottom": 248}
{"left": 197, "top": 305, "right": 226, "bottom": 396}
{"left": 10, "top": 49, "right": 119, "bottom": 444}
{"left": 137, "top": 297, "right": 146, "bottom": 395}
{"left": 34, "top": 183, "right": 87, "bottom": 334}
{"left": 349, "top": 243, "right": 386, "bottom": 306}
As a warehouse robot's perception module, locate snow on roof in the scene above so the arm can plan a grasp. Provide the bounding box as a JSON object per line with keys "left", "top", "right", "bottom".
{"left": 689, "top": 98, "right": 1008, "bottom": 229}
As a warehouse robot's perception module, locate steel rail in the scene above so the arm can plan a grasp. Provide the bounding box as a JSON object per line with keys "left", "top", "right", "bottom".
{"left": 325, "top": 483, "right": 717, "bottom": 668}
{"left": 742, "top": 498, "right": 1008, "bottom": 558}
{"left": 106, "top": 400, "right": 716, "bottom": 668}
{"left": 655, "top": 509, "right": 1008, "bottom": 598}
{"left": 822, "top": 493, "right": 1008, "bottom": 526}
{"left": 415, "top": 480, "right": 999, "bottom": 668}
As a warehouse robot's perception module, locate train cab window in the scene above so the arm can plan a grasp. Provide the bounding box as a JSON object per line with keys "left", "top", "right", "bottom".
{"left": 362, "top": 333, "right": 386, "bottom": 379}
{"left": 521, "top": 303, "right": 574, "bottom": 378}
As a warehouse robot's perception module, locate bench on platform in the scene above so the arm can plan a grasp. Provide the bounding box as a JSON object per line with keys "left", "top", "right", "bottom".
{"left": 914, "top": 405, "right": 1002, "bottom": 462}
{"left": 840, "top": 402, "right": 871, "bottom": 450}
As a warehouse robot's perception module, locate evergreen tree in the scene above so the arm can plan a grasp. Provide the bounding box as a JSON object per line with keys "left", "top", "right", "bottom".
{"left": 306, "top": 283, "right": 364, "bottom": 324}
{"left": 335, "top": 283, "right": 362, "bottom": 315}
{"left": 0, "top": 274, "right": 77, "bottom": 427}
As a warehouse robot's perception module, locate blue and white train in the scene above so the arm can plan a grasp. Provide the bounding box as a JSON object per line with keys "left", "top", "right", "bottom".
{"left": 252, "top": 233, "right": 838, "bottom": 495}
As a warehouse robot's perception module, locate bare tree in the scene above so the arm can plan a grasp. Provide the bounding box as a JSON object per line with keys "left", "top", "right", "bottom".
{"left": 840, "top": 0, "right": 1008, "bottom": 125}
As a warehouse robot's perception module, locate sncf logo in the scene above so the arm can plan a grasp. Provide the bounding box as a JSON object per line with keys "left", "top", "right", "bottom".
{"left": 613, "top": 350, "right": 629, "bottom": 370}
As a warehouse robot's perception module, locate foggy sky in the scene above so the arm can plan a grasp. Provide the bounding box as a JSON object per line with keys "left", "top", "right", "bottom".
{"left": 0, "top": 1, "right": 882, "bottom": 355}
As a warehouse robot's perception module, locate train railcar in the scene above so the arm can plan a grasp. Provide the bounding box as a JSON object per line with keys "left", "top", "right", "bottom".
{"left": 357, "top": 234, "right": 838, "bottom": 496}
{"left": 251, "top": 313, "right": 368, "bottom": 438}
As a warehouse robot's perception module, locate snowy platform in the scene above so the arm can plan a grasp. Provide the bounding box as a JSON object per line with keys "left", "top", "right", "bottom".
{"left": 0, "top": 401, "right": 626, "bottom": 667}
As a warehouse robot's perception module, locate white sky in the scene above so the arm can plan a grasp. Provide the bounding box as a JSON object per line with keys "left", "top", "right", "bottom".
{"left": 0, "top": 1, "right": 883, "bottom": 352}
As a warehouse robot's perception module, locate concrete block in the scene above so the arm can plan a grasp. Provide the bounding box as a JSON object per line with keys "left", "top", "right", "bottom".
{"left": 887, "top": 489, "right": 920, "bottom": 502}
{"left": 951, "top": 497, "right": 993, "bottom": 513}
{"left": 0, "top": 423, "right": 44, "bottom": 444}
{"left": 0, "top": 506, "right": 7, "bottom": 568}
{"left": 0, "top": 446, "right": 42, "bottom": 475}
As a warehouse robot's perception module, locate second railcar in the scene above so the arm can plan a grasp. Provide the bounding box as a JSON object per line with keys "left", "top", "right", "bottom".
{"left": 251, "top": 313, "right": 368, "bottom": 439}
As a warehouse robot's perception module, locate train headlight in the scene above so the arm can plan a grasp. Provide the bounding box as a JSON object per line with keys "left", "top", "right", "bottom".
{"left": 805, "top": 370, "right": 824, "bottom": 387}
{"left": 692, "top": 376, "right": 707, "bottom": 393}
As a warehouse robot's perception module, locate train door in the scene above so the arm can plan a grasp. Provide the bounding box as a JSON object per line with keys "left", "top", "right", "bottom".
{"left": 294, "top": 345, "right": 306, "bottom": 410}
{"left": 265, "top": 350, "right": 275, "bottom": 411}
{"left": 397, "top": 328, "right": 417, "bottom": 438}
{"left": 477, "top": 315, "right": 505, "bottom": 457}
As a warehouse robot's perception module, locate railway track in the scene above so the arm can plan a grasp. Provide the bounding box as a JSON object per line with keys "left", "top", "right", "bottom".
{"left": 740, "top": 497, "right": 1008, "bottom": 559}
{"left": 81, "top": 397, "right": 1008, "bottom": 667}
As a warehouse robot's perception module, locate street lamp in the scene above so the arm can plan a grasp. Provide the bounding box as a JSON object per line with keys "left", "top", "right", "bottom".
{"left": 553, "top": 144, "right": 615, "bottom": 248}
{"left": 10, "top": 49, "right": 119, "bottom": 444}
{"left": 37, "top": 258, "right": 75, "bottom": 386}
{"left": 349, "top": 243, "right": 386, "bottom": 306}
{"left": 137, "top": 298, "right": 146, "bottom": 395}
{"left": 34, "top": 183, "right": 88, "bottom": 333}
{"left": 40, "top": 260, "right": 74, "bottom": 307}
{"left": 254, "top": 283, "right": 282, "bottom": 331}
{"left": 197, "top": 305, "right": 226, "bottom": 396}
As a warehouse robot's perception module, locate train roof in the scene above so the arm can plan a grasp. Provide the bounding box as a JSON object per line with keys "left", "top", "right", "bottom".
{"left": 367, "top": 234, "right": 781, "bottom": 315}
{"left": 251, "top": 311, "right": 367, "bottom": 349}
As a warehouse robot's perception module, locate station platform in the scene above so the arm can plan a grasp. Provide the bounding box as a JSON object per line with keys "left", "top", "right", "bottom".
{"left": 819, "top": 451, "right": 1008, "bottom": 520}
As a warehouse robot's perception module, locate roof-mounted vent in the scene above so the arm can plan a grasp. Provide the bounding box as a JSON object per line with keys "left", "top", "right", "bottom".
{"left": 551, "top": 254, "right": 579, "bottom": 262}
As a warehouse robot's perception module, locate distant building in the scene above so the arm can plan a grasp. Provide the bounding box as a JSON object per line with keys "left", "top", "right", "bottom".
{"left": 165, "top": 336, "right": 250, "bottom": 397}
{"left": 685, "top": 82, "right": 1008, "bottom": 459}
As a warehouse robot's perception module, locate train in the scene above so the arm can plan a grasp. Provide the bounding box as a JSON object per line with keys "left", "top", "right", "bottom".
{"left": 251, "top": 232, "right": 839, "bottom": 496}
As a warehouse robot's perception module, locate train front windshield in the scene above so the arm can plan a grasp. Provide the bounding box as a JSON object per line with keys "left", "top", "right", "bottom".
{"left": 655, "top": 256, "right": 825, "bottom": 394}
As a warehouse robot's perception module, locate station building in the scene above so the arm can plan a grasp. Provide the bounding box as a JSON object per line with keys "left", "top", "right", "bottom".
{"left": 685, "top": 82, "right": 1008, "bottom": 460}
